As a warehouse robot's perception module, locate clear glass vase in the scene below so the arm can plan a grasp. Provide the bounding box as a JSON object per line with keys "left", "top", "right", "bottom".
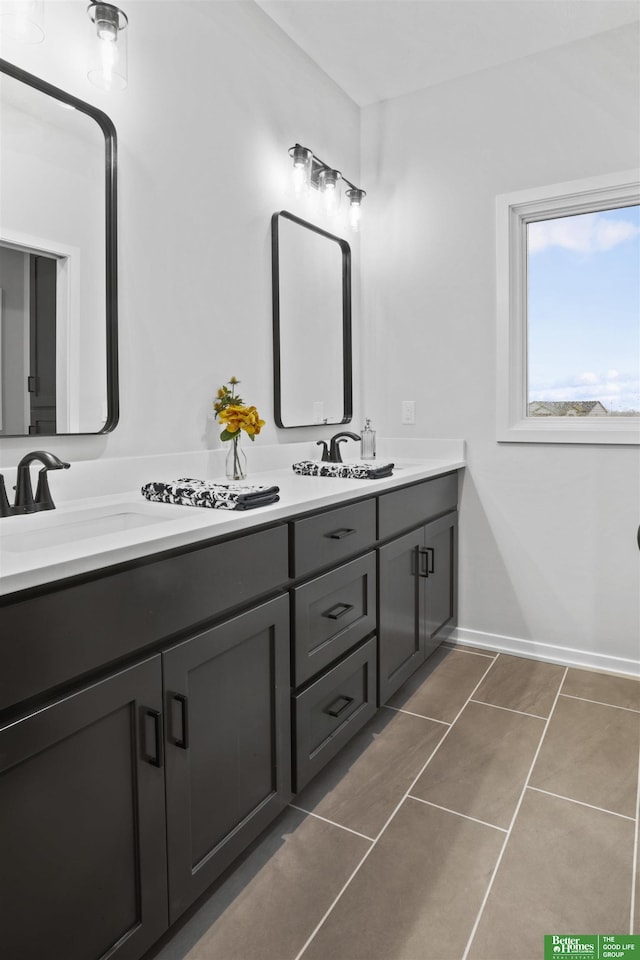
{"left": 225, "top": 436, "right": 247, "bottom": 480}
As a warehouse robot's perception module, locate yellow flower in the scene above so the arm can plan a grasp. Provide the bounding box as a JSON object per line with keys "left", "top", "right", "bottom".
{"left": 219, "top": 403, "right": 265, "bottom": 440}
{"left": 214, "top": 378, "right": 264, "bottom": 441}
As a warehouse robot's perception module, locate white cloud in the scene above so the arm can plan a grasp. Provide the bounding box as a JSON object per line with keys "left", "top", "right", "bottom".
{"left": 529, "top": 371, "right": 640, "bottom": 411}
{"left": 528, "top": 214, "right": 640, "bottom": 255}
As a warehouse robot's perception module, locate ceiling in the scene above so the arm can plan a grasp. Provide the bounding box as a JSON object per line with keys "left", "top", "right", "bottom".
{"left": 256, "top": 0, "right": 640, "bottom": 107}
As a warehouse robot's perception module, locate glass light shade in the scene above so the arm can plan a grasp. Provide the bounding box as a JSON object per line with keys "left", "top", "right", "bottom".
{"left": 87, "top": 2, "right": 128, "bottom": 91}
{"left": 346, "top": 188, "right": 366, "bottom": 231}
{"left": 318, "top": 167, "right": 341, "bottom": 216}
{"left": 290, "top": 144, "right": 312, "bottom": 197}
{"left": 0, "top": 0, "right": 44, "bottom": 44}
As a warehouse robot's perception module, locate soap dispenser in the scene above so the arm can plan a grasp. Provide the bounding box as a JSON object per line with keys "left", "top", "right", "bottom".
{"left": 361, "top": 418, "right": 376, "bottom": 460}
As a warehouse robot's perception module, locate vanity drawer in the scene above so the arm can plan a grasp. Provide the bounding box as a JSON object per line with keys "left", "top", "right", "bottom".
{"left": 293, "top": 552, "right": 376, "bottom": 687}
{"left": 0, "top": 524, "right": 289, "bottom": 713}
{"left": 293, "top": 636, "right": 377, "bottom": 792}
{"left": 291, "top": 498, "right": 376, "bottom": 578}
{"left": 377, "top": 473, "right": 458, "bottom": 541}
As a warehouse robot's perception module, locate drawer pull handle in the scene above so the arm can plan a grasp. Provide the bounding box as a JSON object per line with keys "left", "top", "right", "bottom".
{"left": 323, "top": 602, "right": 355, "bottom": 621}
{"left": 170, "top": 693, "right": 189, "bottom": 749}
{"left": 326, "top": 695, "right": 355, "bottom": 718}
{"left": 327, "top": 528, "right": 356, "bottom": 540}
{"left": 141, "top": 707, "right": 163, "bottom": 768}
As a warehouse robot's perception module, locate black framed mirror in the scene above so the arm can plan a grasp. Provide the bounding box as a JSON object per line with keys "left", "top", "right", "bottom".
{"left": 0, "top": 58, "right": 118, "bottom": 436}
{"left": 271, "top": 211, "right": 352, "bottom": 428}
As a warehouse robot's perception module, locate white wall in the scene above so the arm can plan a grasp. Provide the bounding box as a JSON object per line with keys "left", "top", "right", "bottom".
{"left": 362, "top": 22, "right": 640, "bottom": 672}
{"left": 0, "top": 0, "right": 361, "bottom": 463}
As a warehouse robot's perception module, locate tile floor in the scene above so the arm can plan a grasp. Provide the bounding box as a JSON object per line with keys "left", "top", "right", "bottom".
{"left": 150, "top": 644, "right": 640, "bottom": 960}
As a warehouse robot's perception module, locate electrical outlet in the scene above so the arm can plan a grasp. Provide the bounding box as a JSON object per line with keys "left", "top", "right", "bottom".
{"left": 401, "top": 400, "right": 416, "bottom": 425}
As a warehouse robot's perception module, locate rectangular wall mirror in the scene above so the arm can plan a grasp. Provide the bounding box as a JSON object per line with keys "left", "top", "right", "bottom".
{"left": 271, "top": 211, "right": 352, "bottom": 428}
{"left": 0, "top": 59, "right": 118, "bottom": 437}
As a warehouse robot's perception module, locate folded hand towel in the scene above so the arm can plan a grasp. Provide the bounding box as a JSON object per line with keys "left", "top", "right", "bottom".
{"left": 141, "top": 478, "right": 280, "bottom": 511}
{"left": 292, "top": 461, "right": 394, "bottom": 480}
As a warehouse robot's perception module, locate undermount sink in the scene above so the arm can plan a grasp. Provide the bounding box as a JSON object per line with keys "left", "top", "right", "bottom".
{"left": 1, "top": 505, "right": 172, "bottom": 553}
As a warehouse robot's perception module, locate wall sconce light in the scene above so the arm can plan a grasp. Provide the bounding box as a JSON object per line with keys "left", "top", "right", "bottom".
{"left": 290, "top": 144, "right": 313, "bottom": 196}
{"left": 318, "top": 166, "right": 341, "bottom": 216}
{"left": 288, "top": 143, "right": 366, "bottom": 229}
{"left": 345, "top": 187, "right": 366, "bottom": 232}
{"left": 87, "top": 2, "right": 128, "bottom": 91}
{"left": 0, "top": 0, "right": 44, "bottom": 44}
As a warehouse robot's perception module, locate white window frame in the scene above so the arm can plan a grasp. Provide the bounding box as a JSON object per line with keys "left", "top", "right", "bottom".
{"left": 496, "top": 170, "right": 640, "bottom": 445}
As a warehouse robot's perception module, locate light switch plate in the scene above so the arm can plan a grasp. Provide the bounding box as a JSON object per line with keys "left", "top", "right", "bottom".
{"left": 401, "top": 400, "right": 416, "bottom": 425}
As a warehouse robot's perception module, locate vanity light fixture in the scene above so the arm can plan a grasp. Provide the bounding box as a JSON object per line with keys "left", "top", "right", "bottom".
{"left": 0, "top": 0, "right": 44, "bottom": 44}
{"left": 345, "top": 187, "right": 366, "bottom": 232}
{"left": 288, "top": 143, "right": 366, "bottom": 229}
{"left": 290, "top": 144, "right": 313, "bottom": 196}
{"left": 318, "top": 166, "right": 341, "bottom": 216}
{"left": 87, "top": 1, "right": 128, "bottom": 91}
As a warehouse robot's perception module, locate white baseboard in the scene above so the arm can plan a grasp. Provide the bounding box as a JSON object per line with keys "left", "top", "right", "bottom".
{"left": 448, "top": 626, "right": 640, "bottom": 679}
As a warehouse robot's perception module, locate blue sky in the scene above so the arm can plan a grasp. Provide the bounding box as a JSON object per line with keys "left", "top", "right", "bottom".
{"left": 527, "top": 204, "right": 640, "bottom": 413}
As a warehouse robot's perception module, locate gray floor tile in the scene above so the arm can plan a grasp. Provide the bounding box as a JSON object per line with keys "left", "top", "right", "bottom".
{"left": 301, "top": 798, "right": 504, "bottom": 960}
{"left": 387, "top": 646, "right": 493, "bottom": 723}
{"left": 295, "top": 708, "right": 447, "bottom": 838}
{"left": 411, "top": 700, "right": 545, "bottom": 828}
{"left": 151, "top": 807, "right": 370, "bottom": 960}
{"left": 530, "top": 695, "right": 640, "bottom": 817}
{"left": 473, "top": 654, "right": 565, "bottom": 717}
{"left": 562, "top": 667, "right": 640, "bottom": 712}
{"left": 468, "top": 789, "right": 635, "bottom": 960}
{"left": 152, "top": 652, "right": 639, "bottom": 960}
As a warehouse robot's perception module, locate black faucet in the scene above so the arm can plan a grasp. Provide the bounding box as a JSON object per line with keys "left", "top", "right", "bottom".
{"left": 0, "top": 450, "right": 71, "bottom": 517}
{"left": 317, "top": 431, "right": 361, "bottom": 464}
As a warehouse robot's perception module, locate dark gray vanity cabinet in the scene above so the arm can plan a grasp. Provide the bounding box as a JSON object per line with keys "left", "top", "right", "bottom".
{"left": 294, "top": 635, "right": 377, "bottom": 789}
{"left": 378, "top": 526, "right": 427, "bottom": 703}
{"left": 0, "top": 524, "right": 291, "bottom": 960}
{"left": 0, "top": 656, "right": 169, "bottom": 960}
{"left": 422, "top": 511, "right": 458, "bottom": 645}
{"left": 0, "top": 468, "right": 461, "bottom": 960}
{"left": 290, "top": 502, "right": 379, "bottom": 791}
{"left": 163, "top": 594, "right": 291, "bottom": 924}
{"left": 378, "top": 475, "right": 458, "bottom": 704}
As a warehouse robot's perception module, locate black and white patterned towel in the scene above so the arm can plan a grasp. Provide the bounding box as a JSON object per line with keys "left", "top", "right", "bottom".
{"left": 141, "top": 478, "right": 280, "bottom": 511}
{"left": 293, "top": 461, "right": 394, "bottom": 480}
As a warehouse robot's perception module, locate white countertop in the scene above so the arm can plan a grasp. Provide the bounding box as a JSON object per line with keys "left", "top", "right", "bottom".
{"left": 0, "top": 440, "right": 465, "bottom": 597}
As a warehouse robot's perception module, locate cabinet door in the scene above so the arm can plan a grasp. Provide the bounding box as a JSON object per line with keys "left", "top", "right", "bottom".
{"left": 0, "top": 657, "right": 168, "bottom": 960}
{"left": 378, "top": 527, "right": 424, "bottom": 704}
{"left": 422, "top": 510, "right": 458, "bottom": 656}
{"left": 163, "top": 594, "right": 291, "bottom": 924}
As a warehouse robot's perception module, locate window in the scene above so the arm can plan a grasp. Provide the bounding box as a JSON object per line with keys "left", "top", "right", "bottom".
{"left": 496, "top": 171, "right": 640, "bottom": 444}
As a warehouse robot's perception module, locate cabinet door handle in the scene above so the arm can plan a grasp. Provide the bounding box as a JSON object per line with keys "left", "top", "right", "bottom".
{"left": 426, "top": 547, "right": 435, "bottom": 574}
{"left": 170, "top": 693, "right": 189, "bottom": 750}
{"left": 327, "top": 528, "right": 356, "bottom": 540}
{"left": 418, "top": 547, "right": 435, "bottom": 577}
{"left": 141, "top": 707, "right": 163, "bottom": 768}
{"left": 325, "top": 695, "right": 354, "bottom": 718}
{"left": 323, "top": 602, "right": 355, "bottom": 621}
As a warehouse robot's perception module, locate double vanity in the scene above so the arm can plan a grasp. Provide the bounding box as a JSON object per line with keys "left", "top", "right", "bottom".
{"left": 0, "top": 446, "right": 463, "bottom": 960}
{"left": 0, "top": 50, "right": 465, "bottom": 960}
